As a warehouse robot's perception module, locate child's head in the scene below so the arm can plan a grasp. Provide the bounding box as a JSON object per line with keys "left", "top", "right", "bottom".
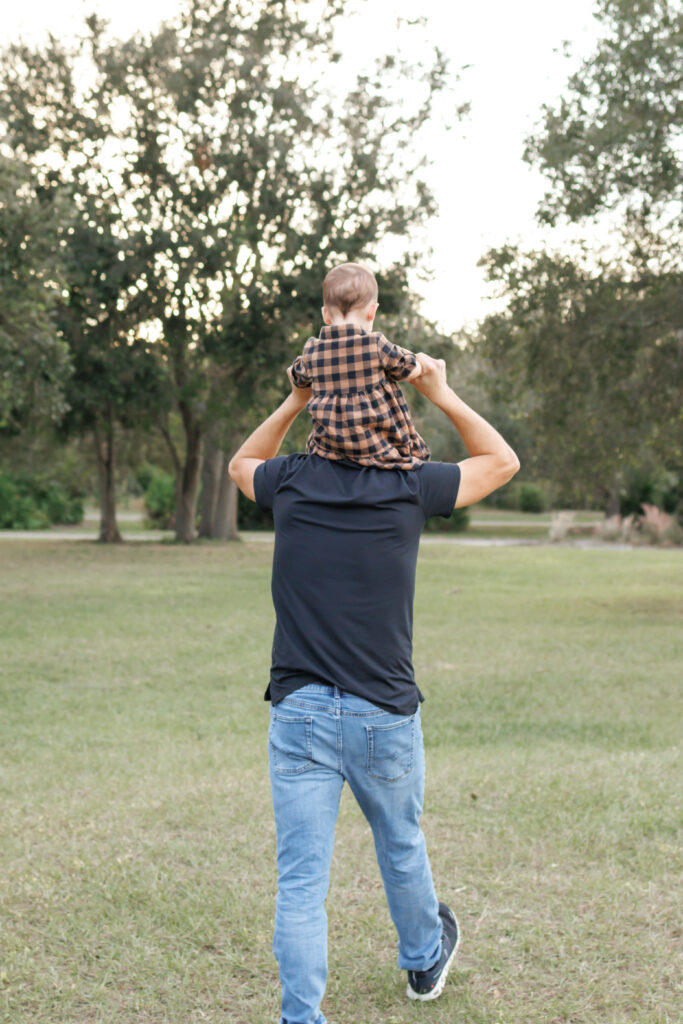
{"left": 322, "top": 263, "right": 378, "bottom": 325}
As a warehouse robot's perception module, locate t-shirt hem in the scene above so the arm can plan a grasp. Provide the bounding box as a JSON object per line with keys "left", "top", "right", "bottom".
{"left": 265, "top": 676, "right": 424, "bottom": 717}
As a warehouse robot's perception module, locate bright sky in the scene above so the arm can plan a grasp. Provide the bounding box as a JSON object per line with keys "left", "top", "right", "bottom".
{"left": 2, "top": 0, "right": 603, "bottom": 333}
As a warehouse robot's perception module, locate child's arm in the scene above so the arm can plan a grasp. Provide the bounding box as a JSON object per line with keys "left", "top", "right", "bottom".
{"left": 377, "top": 335, "right": 422, "bottom": 382}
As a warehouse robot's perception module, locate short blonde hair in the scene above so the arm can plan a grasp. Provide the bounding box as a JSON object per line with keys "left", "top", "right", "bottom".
{"left": 323, "top": 263, "right": 378, "bottom": 317}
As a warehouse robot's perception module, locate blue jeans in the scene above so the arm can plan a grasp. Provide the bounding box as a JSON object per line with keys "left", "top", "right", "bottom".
{"left": 268, "top": 683, "right": 441, "bottom": 1024}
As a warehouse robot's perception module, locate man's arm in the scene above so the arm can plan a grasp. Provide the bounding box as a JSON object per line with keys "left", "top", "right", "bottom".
{"left": 228, "top": 370, "right": 311, "bottom": 501}
{"left": 411, "top": 354, "right": 520, "bottom": 508}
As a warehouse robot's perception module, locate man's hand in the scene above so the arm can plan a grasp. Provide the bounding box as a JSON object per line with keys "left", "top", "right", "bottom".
{"left": 408, "top": 353, "right": 448, "bottom": 403}
{"left": 287, "top": 364, "right": 313, "bottom": 409}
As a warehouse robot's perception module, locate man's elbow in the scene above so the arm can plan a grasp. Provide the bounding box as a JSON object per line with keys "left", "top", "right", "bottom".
{"left": 500, "top": 450, "right": 520, "bottom": 485}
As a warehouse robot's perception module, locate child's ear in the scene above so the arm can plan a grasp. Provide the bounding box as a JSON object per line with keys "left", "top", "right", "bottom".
{"left": 322, "top": 305, "right": 332, "bottom": 324}
{"left": 367, "top": 301, "right": 379, "bottom": 321}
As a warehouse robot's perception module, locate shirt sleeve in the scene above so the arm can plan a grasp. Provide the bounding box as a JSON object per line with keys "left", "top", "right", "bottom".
{"left": 254, "top": 456, "right": 290, "bottom": 511}
{"left": 376, "top": 335, "right": 418, "bottom": 382}
{"left": 290, "top": 354, "right": 312, "bottom": 388}
{"left": 417, "top": 462, "right": 461, "bottom": 519}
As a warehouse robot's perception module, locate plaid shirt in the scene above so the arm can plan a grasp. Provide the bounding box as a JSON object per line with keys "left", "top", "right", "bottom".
{"left": 290, "top": 324, "right": 430, "bottom": 469}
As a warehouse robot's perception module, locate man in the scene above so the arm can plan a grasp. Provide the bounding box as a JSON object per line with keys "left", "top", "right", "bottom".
{"left": 229, "top": 353, "right": 519, "bottom": 1024}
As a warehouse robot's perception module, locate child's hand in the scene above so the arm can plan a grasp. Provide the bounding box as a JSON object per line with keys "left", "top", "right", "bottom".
{"left": 409, "top": 353, "right": 448, "bottom": 400}
{"left": 406, "top": 357, "right": 424, "bottom": 381}
{"left": 287, "top": 364, "right": 312, "bottom": 405}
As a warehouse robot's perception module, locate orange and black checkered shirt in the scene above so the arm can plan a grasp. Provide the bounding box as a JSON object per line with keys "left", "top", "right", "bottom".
{"left": 290, "top": 324, "right": 430, "bottom": 470}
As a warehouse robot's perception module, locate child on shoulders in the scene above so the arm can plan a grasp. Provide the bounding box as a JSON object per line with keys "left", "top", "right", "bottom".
{"left": 290, "top": 263, "right": 430, "bottom": 470}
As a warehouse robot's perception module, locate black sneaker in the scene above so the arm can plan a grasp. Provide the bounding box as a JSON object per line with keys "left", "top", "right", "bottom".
{"left": 406, "top": 902, "right": 460, "bottom": 1001}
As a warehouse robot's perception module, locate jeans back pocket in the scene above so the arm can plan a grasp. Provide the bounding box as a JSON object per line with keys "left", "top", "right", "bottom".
{"left": 269, "top": 712, "right": 314, "bottom": 775}
{"left": 366, "top": 716, "right": 415, "bottom": 781}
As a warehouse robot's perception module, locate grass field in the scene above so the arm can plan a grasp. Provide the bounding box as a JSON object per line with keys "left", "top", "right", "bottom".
{"left": 1, "top": 540, "right": 681, "bottom": 1024}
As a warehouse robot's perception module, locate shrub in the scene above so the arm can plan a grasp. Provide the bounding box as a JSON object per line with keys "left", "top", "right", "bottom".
{"left": 619, "top": 467, "right": 659, "bottom": 517}
{"left": 661, "top": 473, "right": 683, "bottom": 525}
{"left": 492, "top": 481, "right": 520, "bottom": 510}
{"left": 238, "top": 489, "right": 273, "bottom": 530}
{"left": 144, "top": 470, "right": 176, "bottom": 528}
{"left": 0, "top": 472, "right": 81, "bottom": 529}
{"left": 423, "top": 506, "right": 469, "bottom": 534}
{"left": 61, "top": 496, "right": 85, "bottom": 525}
{"left": 135, "top": 462, "right": 156, "bottom": 494}
{"left": 12, "top": 495, "right": 50, "bottom": 530}
{"left": 518, "top": 483, "right": 546, "bottom": 513}
{"left": 0, "top": 473, "right": 18, "bottom": 528}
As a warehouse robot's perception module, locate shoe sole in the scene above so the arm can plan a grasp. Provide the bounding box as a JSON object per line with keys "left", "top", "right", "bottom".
{"left": 405, "top": 915, "right": 460, "bottom": 1002}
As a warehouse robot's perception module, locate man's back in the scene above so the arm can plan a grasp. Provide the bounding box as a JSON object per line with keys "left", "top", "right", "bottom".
{"left": 254, "top": 453, "right": 460, "bottom": 714}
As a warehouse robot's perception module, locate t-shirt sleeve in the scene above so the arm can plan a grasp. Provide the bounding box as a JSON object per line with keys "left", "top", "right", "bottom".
{"left": 253, "top": 456, "right": 290, "bottom": 511}
{"left": 376, "top": 335, "right": 418, "bottom": 382}
{"left": 417, "top": 461, "right": 461, "bottom": 519}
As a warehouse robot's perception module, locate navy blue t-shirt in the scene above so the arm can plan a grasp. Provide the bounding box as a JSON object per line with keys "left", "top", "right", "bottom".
{"left": 254, "top": 454, "right": 461, "bottom": 715}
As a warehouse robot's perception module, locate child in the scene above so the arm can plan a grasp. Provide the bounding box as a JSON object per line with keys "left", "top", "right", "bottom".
{"left": 290, "top": 263, "right": 430, "bottom": 469}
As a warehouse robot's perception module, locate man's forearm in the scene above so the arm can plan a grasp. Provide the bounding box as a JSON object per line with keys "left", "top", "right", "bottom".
{"left": 230, "top": 392, "right": 305, "bottom": 466}
{"left": 228, "top": 389, "right": 309, "bottom": 501}
{"left": 411, "top": 355, "right": 519, "bottom": 507}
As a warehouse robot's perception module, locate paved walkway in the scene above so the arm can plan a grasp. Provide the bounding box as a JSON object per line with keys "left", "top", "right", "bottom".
{"left": 0, "top": 527, "right": 642, "bottom": 550}
{"left": 0, "top": 529, "right": 169, "bottom": 542}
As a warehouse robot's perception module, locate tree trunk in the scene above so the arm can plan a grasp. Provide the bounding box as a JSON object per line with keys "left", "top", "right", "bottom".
{"left": 606, "top": 482, "right": 621, "bottom": 518}
{"left": 212, "top": 456, "right": 239, "bottom": 540}
{"left": 174, "top": 406, "right": 203, "bottom": 543}
{"left": 93, "top": 417, "right": 122, "bottom": 543}
{"left": 199, "top": 426, "right": 222, "bottom": 537}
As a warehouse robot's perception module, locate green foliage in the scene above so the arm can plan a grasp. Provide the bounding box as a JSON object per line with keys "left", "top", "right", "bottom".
{"left": 525, "top": 0, "right": 683, "bottom": 232}
{"left": 423, "top": 505, "right": 469, "bottom": 533}
{"left": 620, "top": 464, "right": 683, "bottom": 523}
{"left": 135, "top": 462, "right": 156, "bottom": 494}
{"left": 475, "top": 0, "right": 683, "bottom": 514}
{"left": 0, "top": 1, "right": 460, "bottom": 540}
{"left": 237, "top": 489, "right": 273, "bottom": 531}
{"left": 661, "top": 471, "right": 683, "bottom": 524}
{"left": 0, "top": 157, "right": 72, "bottom": 432}
{"left": 518, "top": 483, "right": 546, "bottom": 514}
{"left": 486, "top": 480, "right": 521, "bottom": 510}
{"left": 0, "top": 471, "right": 83, "bottom": 528}
{"left": 477, "top": 245, "right": 682, "bottom": 509}
{"left": 0, "top": 472, "right": 18, "bottom": 527}
{"left": 143, "top": 468, "right": 176, "bottom": 529}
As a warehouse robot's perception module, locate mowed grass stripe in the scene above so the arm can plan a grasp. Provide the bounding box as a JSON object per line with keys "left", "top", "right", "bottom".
{"left": 1, "top": 541, "right": 681, "bottom": 1024}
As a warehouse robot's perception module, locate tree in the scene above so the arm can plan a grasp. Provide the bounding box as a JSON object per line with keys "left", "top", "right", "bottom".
{"left": 476, "top": 0, "right": 683, "bottom": 510}
{"left": 478, "top": 245, "right": 682, "bottom": 510}
{"left": 1, "top": 1, "right": 461, "bottom": 541}
{"left": 50, "top": 186, "right": 169, "bottom": 542}
{"left": 525, "top": 0, "right": 682, "bottom": 234}
{"left": 0, "top": 157, "right": 71, "bottom": 433}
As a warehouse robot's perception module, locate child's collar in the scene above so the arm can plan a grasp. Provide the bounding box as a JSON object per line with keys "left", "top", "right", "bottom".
{"left": 319, "top": 323, "right": 371, "bottom": 339}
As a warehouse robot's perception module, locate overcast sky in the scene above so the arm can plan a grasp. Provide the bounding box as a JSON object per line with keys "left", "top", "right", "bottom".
{"left": 2, "top": 0, "right": 603, "bottom": 333}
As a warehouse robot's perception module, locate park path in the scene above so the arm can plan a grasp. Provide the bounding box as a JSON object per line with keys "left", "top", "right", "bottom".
{"left": 0, "top": 527, "right": 639, "bottom": 550}
{"left": 0, "top": 508, "right": 643, "bottom": 549}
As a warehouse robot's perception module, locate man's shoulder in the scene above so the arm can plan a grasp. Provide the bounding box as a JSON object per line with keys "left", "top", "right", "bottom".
{"left": 254, "top": 453, "right": 307, "bottom": 510}
{"left": 256, "top": 454, "right": 459, "bottom": 518}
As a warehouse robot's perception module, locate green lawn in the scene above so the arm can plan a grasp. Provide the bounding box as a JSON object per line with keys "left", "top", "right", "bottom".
{"left": 1, "top": 541, "right": 681, "bottom": 1024}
